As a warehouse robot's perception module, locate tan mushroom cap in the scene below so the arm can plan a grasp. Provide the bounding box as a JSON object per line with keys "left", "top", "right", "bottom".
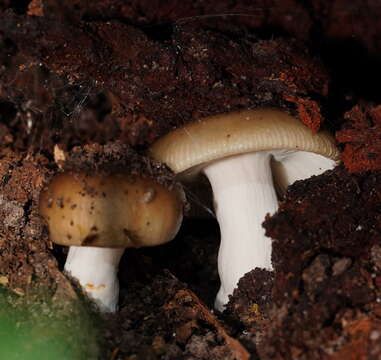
{"left": 39, "top": 172, "right": 183, "bottom": 247}
{"left": 149, "top": 108, "right": 340, "bottom": 174}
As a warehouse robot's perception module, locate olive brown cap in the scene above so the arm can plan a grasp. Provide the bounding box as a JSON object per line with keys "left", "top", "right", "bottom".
{"left": 39, "top": 172, "right": 183, "bottom": 248}
{"left": 149, "top": 108, "right": 339, "bottom": 174}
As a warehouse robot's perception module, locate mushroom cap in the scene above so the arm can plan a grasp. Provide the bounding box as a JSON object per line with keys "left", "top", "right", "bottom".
{"left": 39, "top": 172, "right": 183, "bottom": 247}
{"left": 149, "top": 108, "right": 340, "bottom": 174}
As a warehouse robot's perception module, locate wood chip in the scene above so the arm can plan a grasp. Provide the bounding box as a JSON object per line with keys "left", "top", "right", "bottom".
{"left": 54, "top": 144, "right": 66, "bottom": 169}
{"left": 164, "top": 288, "right": 250, "bottom": 360}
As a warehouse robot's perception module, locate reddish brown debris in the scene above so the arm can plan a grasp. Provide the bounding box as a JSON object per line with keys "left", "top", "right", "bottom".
{"left": 27, "top": 0, "right": 43, "bottom": 16}
{"left": 0, "top": 12, "right": 329, "bottom": 146}
{"left": 336, "top": 103, "right": 381, "bottom": 172}
{"left": 283, "top": 95, "right": 324, "bottom": 132}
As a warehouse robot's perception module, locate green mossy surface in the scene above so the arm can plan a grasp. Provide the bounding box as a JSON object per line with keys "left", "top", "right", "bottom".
{"left": 0, "top": 287, "right": 101, "bottom": 360}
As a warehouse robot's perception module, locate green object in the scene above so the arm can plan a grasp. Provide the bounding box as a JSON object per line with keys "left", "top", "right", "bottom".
{"left": 0, "top": 288, "right": 100, "bottom": 360}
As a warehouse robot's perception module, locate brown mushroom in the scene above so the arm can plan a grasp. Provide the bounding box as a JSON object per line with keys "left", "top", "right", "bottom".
{"left": 39, "top": 171, "right": 183, "bottom": 312}
{"left": 150, "top": 108, "right": 339, "bottom": 310}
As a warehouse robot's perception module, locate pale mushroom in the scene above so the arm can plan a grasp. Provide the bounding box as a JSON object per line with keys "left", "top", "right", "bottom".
{"left": 150, "top": 108, "right": 340, "bottom": 310}
{"left": 39, "top": 172, "right": 183, "bottom": 312}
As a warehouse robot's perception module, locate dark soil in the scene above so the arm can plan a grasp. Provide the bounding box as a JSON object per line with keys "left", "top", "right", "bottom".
{"left": 0, "top": 1, "right": 381, "bottom": 359}
{"left": 0, "top": 8, "right": 328, "bottom": 147}
{"left": 259, "top": 166, "right": 381, "bottom": 359}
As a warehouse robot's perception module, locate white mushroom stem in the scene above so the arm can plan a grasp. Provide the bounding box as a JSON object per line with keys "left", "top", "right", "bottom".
{"left": 204, "top": 150, "right": 337, "bottom": 311}
{"left": 204, "top": 151, "right": 278, "bottom": 311}
{"left": 64, "top": 246, "right": 124, "bottom": 312}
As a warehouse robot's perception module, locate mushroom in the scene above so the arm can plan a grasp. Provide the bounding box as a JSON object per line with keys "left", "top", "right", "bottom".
{"left": 39, "top": 172, "right": 183, "bottom": 312}
{"left": 149, "top": 108, "right": 339, "bottom": 310}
